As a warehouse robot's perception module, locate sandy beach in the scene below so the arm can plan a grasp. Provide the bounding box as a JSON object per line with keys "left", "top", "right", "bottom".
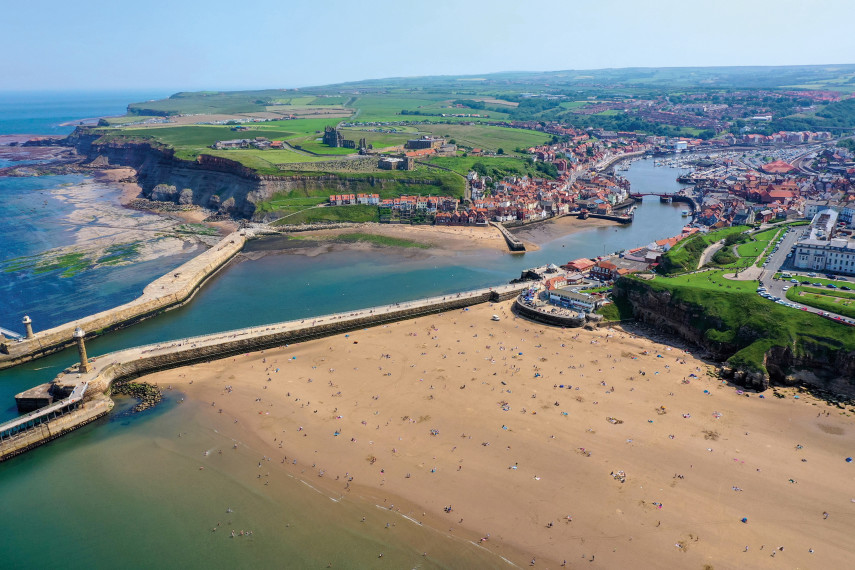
{"left": 287, "top": 216, "right": 617, "bottom": 255}
{"left": 146, "top": 300, "right": 855, "bottom": 568}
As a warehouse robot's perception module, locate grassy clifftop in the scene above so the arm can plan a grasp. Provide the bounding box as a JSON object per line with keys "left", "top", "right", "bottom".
{"left": 615, "top": 274, "right": 855, "bottom": 378}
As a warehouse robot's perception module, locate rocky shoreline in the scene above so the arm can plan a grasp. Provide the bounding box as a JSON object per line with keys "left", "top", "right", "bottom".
{"left": 110, "top": 381, "right": 163, "bottom": 412}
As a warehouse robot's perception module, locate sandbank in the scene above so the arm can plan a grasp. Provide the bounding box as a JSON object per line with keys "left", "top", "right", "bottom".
{"left": 147, "top": 300, "right": 855, "bottom": 568}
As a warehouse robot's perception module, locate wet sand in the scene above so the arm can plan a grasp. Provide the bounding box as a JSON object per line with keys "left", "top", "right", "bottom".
{"left": 147, "top": 300, "right": 855, "bottom": 568}
{"left": 288, "top": 216, "right": 615, "bottom": 255}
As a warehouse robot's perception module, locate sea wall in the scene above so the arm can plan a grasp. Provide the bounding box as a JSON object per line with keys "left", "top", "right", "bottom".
{"left": 0, "top": 284, "right": 527, "bottom": 462}
{"left": 0, "top": 396, "right": 113, "bottom": 462}
{"left": 513, "top": 298, "right": 586, "bottom": 328}
{"left": 490, "top": 221, "right": 526, "bottom": 252}
{"left": 0, "top": 231, "right": 249, "bottom": 369}
{"left": 85, "top": 284, "right": 527, "bottom": 393}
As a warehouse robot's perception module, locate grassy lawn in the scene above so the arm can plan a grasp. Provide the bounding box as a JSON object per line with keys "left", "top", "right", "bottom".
{"left": 254, "top": 194, "right": 328, "bottom": 215}
{"left": 786, "top": 286, "right": 855, "bottom": 319}
{"left": 416, "top": 124, "right": 550, "bottom": 154}
{"left": 658, "top": 226, "right": 749, "bottom": 275}
{"left": 426, "top": 155, "right": 538, "bottom": 176}
{"left": 338, "top": 129, "right": 411, "bottom": 149}
{"left": 271, "top": 205, "right": 379, "bottom": 225}
{"left": 654, "top": 270, "right": 758, "bottom": 293}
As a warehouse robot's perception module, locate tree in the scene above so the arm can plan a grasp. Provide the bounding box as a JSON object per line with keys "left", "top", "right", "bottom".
{"left": 472, "top": 162, "right": 488, "bottom": 176}
{"left": 497, "top": 148, "right": 505, "bottom": 155}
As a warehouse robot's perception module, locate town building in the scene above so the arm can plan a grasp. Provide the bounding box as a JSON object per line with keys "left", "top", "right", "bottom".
{"left": 405, "top": 136, "right": 445, "bottom": 150}
{"left": 548, "top": 288, "right": 601, "bottom": 313}
{"left": 792, "top": 209, "right": 855, "bottom": 275}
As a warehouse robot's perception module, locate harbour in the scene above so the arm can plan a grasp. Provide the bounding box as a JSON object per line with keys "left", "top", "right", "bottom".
{"left": 0, "top": 155, "right": 692, "bottom": 568}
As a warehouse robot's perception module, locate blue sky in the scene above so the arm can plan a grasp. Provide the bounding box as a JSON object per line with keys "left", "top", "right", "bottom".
{"left": 3, "top": 0, "right": 854, "bottom": 91}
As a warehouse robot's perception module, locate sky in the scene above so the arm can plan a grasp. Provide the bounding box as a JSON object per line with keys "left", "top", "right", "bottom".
{"left": 3, "top": 0, "right": 855, "bottom": 92}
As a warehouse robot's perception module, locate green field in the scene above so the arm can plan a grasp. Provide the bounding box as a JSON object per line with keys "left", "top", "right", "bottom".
{"left": 416, "top": 124, "right": 549, "bottom": 154}
{"left": 786, "top": 286, "right": 855, "bottom": 319}
{"left": 271, "top": 205, "right": 379, "bottom": 225}
{"left": 127, "top": 90, "right": 292, "bottom": 116}
{"left": 425, "top": 155, "right": 542, "bottom": 178}
{"left": 658, "top": 226, "right": 749, "bottom": 275}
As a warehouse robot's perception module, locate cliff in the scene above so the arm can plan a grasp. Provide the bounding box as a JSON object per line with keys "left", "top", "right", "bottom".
{"left": 613, "top": 277, "right": 855, "bottom": 396}
{"left": 66, "top": 128, "right": 446, "bottom": 220}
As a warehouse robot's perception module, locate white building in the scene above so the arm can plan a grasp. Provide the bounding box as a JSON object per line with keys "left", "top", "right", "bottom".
{"left": 792, "top": 209, "right": 855, "bottom": 275}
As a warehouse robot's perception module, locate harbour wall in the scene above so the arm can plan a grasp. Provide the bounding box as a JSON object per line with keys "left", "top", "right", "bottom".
{"left": 490, "top": 221, "right": 526, "bottom": 252}
{"left": 0, "top": 230, "right": 251, "bottom": 370}
{"left": 85, "top": 283, "right": 528, "bottom": 393}
{"left": 0, "top": 283, "right": 527, "bottom": 461}
{"left": 0, "top": 396, "right": 113, "bottom": 462}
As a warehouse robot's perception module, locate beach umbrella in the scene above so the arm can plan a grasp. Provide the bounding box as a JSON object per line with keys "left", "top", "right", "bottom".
{"left": 846, "top": 457, "right": 852, "bottom": 463}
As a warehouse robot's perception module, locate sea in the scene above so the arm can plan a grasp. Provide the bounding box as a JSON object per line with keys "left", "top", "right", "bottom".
{"left": 0, "top": 94, "right": 692, "bottom": 568}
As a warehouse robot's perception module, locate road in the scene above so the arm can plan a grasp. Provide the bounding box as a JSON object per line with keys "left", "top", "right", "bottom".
{"left": 758, "top": 225, "right": 853, "bottom": 325}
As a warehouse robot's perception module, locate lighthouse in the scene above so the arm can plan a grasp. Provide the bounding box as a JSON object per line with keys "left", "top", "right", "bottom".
{"left": 73, "top": 327, "right": 91, "bottom": 373}
{"left": 22, "top": 315, "right": 34, "bottom": 339}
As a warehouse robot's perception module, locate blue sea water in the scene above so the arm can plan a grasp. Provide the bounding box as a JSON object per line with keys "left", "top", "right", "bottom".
{"left": 0, "top": 90, "right": 171, "bottom": 135}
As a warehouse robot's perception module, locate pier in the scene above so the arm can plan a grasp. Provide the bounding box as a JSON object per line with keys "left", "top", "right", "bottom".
{"left": 0, "top": 282, "right": 528, "bottom": 462}
{"left": 0, "top": 229, "right": 255, "bottom": 370}
{"left": 490, "top": 221, "right": 526, "bottom": 252}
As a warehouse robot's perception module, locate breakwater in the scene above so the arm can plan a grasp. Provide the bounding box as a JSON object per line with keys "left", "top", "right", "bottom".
{"left": 0, "top": 394, "right": 113, "bottom": 462}
{"left": 490, "top": 221, "right": 526, "bottom": 252}
{"left": 0, "top": 230, "right": 252, "bottom": 369}
{"left": 0, "top": 282, "right": 528, "bottom": 461}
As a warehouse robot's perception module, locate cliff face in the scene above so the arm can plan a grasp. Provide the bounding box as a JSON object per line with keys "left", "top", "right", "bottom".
{"left": 67, "top": 129, "right": 442, "bottom": 220}
{"left": 614, "top": 278, "right": 855, "bottom": 396}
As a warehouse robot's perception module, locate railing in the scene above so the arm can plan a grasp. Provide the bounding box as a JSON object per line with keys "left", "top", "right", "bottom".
{"left": 0, "top": 382, "right": 88, "bottom": 439}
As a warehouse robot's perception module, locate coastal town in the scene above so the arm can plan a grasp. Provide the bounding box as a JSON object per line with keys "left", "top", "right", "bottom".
{"left": 4, "top": 53, "right": 855, "bottom": 570}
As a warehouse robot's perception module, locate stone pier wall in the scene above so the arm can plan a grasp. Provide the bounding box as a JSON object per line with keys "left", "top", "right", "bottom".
{"left": 490, "top": 221, "right": 526, "bottom": 252}
{"left": 0, "top": 231, "right": 250, "bottom": 369}
{"left": 0, "top": 283, "right": 526, "bottom": 462}
{"left": 88, "top": 285, "right": 526, "bottom": 392}
{"left": 0, "top": 396, "right": 113, "bottom": 462}
{"left": 513, "top": 297, "right": 586, "bottom": 327}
